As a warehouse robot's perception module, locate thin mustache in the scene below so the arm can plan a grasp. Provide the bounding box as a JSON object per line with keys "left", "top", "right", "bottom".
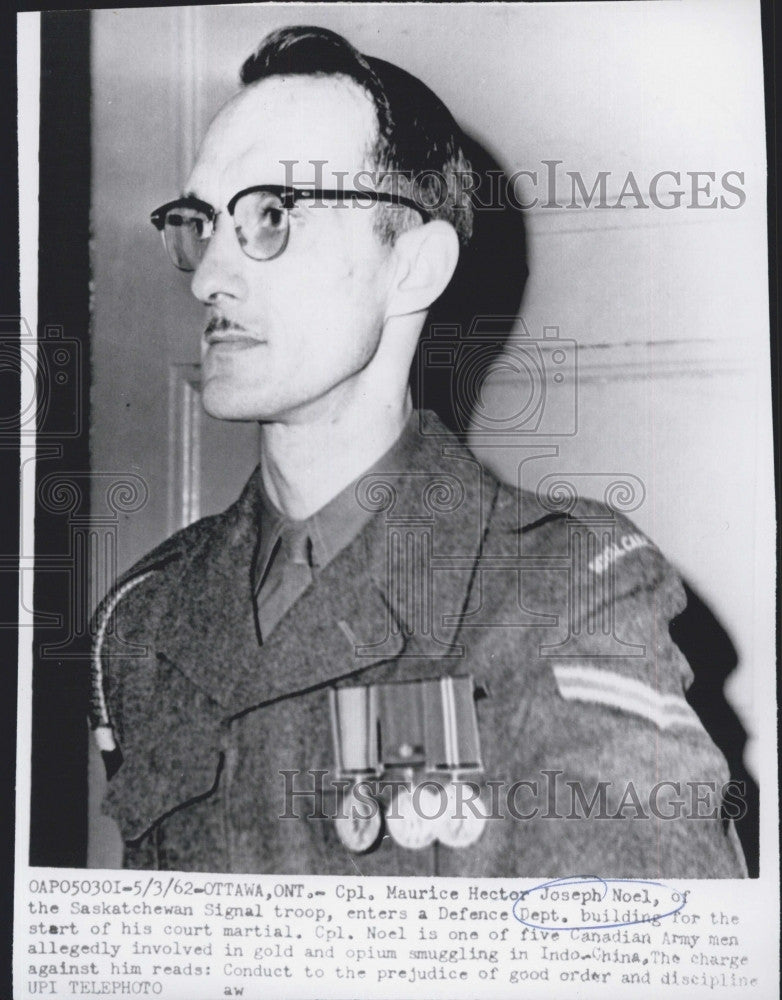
{"left": 205, "top": 316, "right": 250, "bottom": 337}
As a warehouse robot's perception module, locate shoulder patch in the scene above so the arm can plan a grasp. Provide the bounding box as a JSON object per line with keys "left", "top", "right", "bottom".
{"left": 552, "top": 663, "right": 703, "bottom": 733}
{"left": 588, "top": 532, "right": 652, "bottom": 575}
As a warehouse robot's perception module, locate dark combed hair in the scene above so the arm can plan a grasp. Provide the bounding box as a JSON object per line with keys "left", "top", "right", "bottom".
{"left": 239, "top": 25, "right": 474, "bottom": 246}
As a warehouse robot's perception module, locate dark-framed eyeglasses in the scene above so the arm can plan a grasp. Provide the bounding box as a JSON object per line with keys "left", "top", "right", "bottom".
{"left": 150, "top": 184, "right": 430, "bottom": 272}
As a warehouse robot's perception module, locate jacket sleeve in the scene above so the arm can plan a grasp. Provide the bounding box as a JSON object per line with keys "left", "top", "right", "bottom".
{"left": 89, "top": 559, "right": 225, "bottom": 850}
{"left": 510, "top": 509, "right": 748, "bottom": 878}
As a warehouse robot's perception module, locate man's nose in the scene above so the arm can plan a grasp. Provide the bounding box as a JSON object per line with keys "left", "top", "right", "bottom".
{"left": 190, "top": 217, "right": 248, "bottom": 304}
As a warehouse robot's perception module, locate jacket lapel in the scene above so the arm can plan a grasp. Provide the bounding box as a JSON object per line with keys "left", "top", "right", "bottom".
{"left": 154, "top": 465, "right": 407, "bottom": 714}
{"left": 354, "top": 428, "right": 500, "bottom": 674}
{"left": 154, "top": 412, "right": 499, "bottom": 716}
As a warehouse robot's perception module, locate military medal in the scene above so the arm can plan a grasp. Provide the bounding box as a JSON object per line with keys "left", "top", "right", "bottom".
{"left": 386, "top": 785, "right": 441, "bottom": 850}
{"left": 329, "top": 686, "right": 385, "bottom": 853}
{"left": 334, "top": 785, "right": 383, "bottom": 853}
{"left": 436, "top": 781, "right": 488, "bottom": 848}
{"left": 329, "top": 674, "right": 487, "bottom": 851}
{"left": 426, "top": 677, "right": 487, "bottom": 847}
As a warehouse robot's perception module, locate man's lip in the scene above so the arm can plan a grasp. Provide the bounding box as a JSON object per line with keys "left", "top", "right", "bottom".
{"left": 204, "top": 329, "right": 264, "bottom": 347}
{"left": 203, "top": 316, "right": 264, "bottom": 345}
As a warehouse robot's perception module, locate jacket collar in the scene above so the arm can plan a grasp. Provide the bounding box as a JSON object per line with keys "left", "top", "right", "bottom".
{"left": 251, "top": 408, "right": 422, "bottom": 594}
{"left": 154, "top": 411, "right": 502, "bottom": 715}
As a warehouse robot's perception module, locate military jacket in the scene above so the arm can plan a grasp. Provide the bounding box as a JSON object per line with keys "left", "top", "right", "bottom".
{"left": 91, "top": 412, "right": 746, "bottom": 877}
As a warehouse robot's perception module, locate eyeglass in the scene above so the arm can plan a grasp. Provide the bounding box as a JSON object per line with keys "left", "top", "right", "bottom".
{"left": 150, "top": 184, "right": 430, "bottom": 271}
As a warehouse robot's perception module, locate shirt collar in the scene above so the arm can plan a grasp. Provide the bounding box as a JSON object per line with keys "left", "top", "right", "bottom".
{"left": 253, "top": 410, "right": 420, "bottom": 590}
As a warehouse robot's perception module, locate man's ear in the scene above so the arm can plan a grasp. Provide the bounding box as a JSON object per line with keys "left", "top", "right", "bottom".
{"left": 385, "top": 220, "right": 460, "bottom": 319}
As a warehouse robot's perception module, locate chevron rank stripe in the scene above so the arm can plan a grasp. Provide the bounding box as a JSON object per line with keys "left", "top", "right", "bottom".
{"left": 552, "top": 664, "right": 703, "bottom": 732}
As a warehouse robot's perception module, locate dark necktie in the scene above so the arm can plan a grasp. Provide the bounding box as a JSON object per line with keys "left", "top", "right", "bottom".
{"left": 256, "top": 520, "right": 315, "bottom": 641}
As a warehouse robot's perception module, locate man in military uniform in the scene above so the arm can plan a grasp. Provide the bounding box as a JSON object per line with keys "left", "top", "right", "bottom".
{"left": 90, "top": 25, "right": 746, "bottom": 876}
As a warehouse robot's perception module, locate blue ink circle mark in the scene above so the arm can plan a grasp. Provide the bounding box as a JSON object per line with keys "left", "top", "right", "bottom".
{"left": 511, "top": 875, "right": 686, "bottom": 932}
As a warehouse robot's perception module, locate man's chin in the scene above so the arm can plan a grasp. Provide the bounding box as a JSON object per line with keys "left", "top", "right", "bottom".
{"left": 201, "top": 383, "right": 266, "bottom": 423}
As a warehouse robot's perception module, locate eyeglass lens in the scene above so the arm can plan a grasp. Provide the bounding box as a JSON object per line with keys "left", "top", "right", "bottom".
{"left": 233, "top": 190, "right": 290, "bottom": 261}
{"left": 161, "top": 191, "right": 290, "bottom": 271}
{"left": 161, "top": 206, "right": 210, "bottom": 271}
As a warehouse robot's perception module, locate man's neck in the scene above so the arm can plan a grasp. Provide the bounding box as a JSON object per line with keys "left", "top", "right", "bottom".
{"left": 260, "top": 394, "right": 413, "bottom": 521}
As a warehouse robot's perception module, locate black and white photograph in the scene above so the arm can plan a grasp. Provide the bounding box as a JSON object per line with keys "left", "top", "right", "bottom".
{"left": 14, "top": 2, "right": 777, "bottom": 997}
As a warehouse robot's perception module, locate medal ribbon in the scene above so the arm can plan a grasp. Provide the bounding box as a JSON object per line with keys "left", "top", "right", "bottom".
{"left": 330, "top": 676, "right": 483, "bottom": 778}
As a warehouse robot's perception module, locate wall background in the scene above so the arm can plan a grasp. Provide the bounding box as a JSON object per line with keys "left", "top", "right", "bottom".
{"left": 89, "top": 3, "right": 773, "bottom": 863}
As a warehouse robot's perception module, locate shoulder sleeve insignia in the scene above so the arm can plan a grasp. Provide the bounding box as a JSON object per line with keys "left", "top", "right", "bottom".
{"left": 588, "top": 532, "right": 652, "bottom": 575}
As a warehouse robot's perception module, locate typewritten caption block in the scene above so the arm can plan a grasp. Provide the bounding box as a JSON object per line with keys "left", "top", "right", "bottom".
{"left": 15, "top": 872, "right": 773, "bottom": 999}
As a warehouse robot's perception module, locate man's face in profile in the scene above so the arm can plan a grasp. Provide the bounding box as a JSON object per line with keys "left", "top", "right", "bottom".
{"left": 186, "top": 74, "right": 396, "bottom": 424}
